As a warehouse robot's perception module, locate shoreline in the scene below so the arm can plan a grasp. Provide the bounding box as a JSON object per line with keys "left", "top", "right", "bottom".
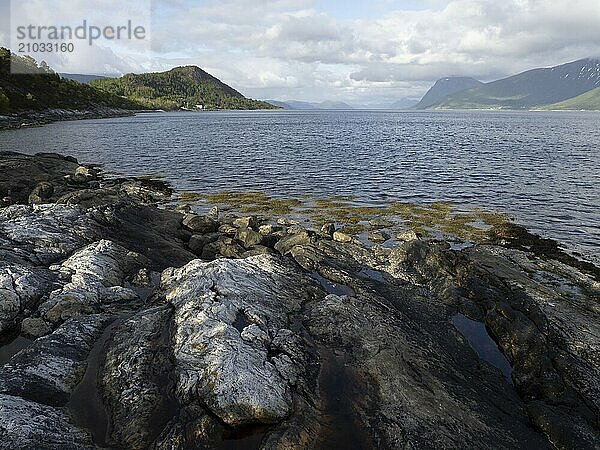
{"left": 0, "top": 152, "right": 599, "bottom": 448}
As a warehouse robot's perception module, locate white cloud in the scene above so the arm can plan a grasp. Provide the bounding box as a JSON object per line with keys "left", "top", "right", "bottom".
{"left": 2, "top": 0, "right": 600, "bottom": 103}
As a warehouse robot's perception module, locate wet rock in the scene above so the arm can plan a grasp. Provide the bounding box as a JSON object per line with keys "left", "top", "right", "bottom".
{"left": 368, "top": 230, "right": 390, "bottom": 243}
{"left": 182, "top": 214, "right": 217, "bottom": 234}
{"left": 201, "top": 237, "right": 246, "bottom": 260}
{"left": 332, "top": 231, "right": 352, "bottom": 243}
{"left": 242, "top": 245, "right": 273, "bottom": 258}
{"left": 0, "top": 152, "right": 79, "bottom": 205}
{"left": 0, "top": 314, "right": 113, "bottom": 406}
{"left": 0, "top": 394, "right": 95, "bottom": 449}
{"left": 234, "top": 216, "right": 258, "bottom": 229}
{"left": 161, "top": 255, "right": 316, "bottom": 427}
{"left": 235, "top": 227, "right": 264, "bottom": 248}
{"left": 101, "top": 305, "right": 173, "bottom": 449}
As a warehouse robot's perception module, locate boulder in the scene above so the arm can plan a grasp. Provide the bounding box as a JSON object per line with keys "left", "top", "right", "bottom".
{"left": 333, "top": 231, "right": 352, "bottom": 243}
{"left": 182, "top": 214, "right": 217, "bottom": 233}
{"left": 233, "top": 216, "right": 258, "bottom": 229}
{"left": 235, "top": 227, "right": 264, "bottom": 248}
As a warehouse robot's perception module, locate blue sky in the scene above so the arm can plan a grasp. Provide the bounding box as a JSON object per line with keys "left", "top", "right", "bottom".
{"left": 2, "top": 0, "right": 600, "bottom": 106}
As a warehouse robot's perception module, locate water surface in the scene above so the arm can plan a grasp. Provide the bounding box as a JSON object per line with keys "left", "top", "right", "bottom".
{"left": 1, "top": 110, "right": 598, "bottom": 262}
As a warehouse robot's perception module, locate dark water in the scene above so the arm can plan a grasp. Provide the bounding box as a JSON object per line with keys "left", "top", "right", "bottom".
{"left": 451, "top": 314, "right": 512, "bottom": 380}
{"left": 1, "top": 110, "right": 598, "bottom": 261}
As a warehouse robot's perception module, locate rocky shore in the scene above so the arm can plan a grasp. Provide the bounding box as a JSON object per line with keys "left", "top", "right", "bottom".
{"left": 0, "top": 108, "right": 137, "bottom": 131}
{"left": 0, "top": 151, "right": 598, "bottom": 449}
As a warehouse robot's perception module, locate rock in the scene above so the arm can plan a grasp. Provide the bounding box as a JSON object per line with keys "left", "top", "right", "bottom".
{"left": 259, "top": 224, "right": 276, "bottom": 235}
{"left": 0, "top": 314, "right": 113, "bottom": 405}
{"left": 201, "top": 237, "right": 245, "bottom": 260}
{"left": 188, "top": 233, "right": 220, "bottom": 255}
{"left": 397, "top": 230, "right": 420, "bottom": 242}
{"left": 274, "top": 231, "right": 310, "bottom": 255}
{"left": 73, "top": 166, "right": 97, "bottom": 183}
{"left": 0, "top": 394, "right": 95, "bottom": 449}
{"left": 235, "top": 227, "right": 263, "bottom": 248}
{"left": 101, "top": 305, "right": 173, "bottom": 449}
{"left": 233, "top": 216, "right": 258, "bottom": 229}
{"left": 207, "top": 206, "right": 219, "bottom": 220}
{"left": 28, "top": 182, "right": 54, "bottom": 204}
{"left": 218, "top": 224, "right": 237, "bottom": 235}
{"left": 182, "top": 214, "right": 217, "bottom": 233}
{"left": 39, "top": 240, "right": 141, "bottom": 324}
{"left": 130, "top": 268, "right": 153, "bottom": 288}
{"left": 0, "top": 152, "right": 79, "bottom": 204}
{"left": 368, "top": 230, "right": 390, "bottom": 243}
{"left": 333, "top": 231, "right": 352, "bottom": 243}
{"left": 242, "top": 245, "right": 273, "bottom": 258}
{"left": 160, "top": 255, "right": 316, "bottom": 426}
{"left": 0, "top": 265, "right": 53, "bottom": 333}
{"left": 20, "top": 317, "right": 53, "bottom": 338}
{"left": 277, "top": 218, "right": 297, "bottom": 226}
{"left": 320, "top": 222, "right": 336, "bottom": 236}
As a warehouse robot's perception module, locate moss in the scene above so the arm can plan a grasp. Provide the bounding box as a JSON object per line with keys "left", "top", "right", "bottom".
{"left": 189, "top": 190, "right": 514, "bottom": 242}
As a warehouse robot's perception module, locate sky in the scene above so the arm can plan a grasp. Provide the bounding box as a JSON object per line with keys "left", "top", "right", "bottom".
{"left": 2, "top": 0, "right": 600, "bottom": 106}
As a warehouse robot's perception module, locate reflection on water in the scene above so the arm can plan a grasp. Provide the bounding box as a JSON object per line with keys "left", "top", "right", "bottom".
{"left": 452, "top": 314, "right": 512, "bottom": 380}
{"left": 1, "top": 110, "right": 598, "bottom": 262}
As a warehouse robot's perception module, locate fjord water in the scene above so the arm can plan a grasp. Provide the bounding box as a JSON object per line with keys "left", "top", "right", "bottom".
{"left": 1, "top": 110, "right": 598, "bottom": 262}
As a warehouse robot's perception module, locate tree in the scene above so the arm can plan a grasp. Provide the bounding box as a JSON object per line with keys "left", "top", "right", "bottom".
{"left": 0, "top": 88, "right": 9, "bottom": 114}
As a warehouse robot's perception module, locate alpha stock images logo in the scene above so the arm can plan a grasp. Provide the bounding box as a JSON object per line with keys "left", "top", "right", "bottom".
{"left": 9, "top": 0, "right": 152, "bottom": 75}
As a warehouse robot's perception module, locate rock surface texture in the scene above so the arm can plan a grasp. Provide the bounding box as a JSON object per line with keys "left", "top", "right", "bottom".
{"left": 0, "top": 152, "right": 598, "bottom": 449}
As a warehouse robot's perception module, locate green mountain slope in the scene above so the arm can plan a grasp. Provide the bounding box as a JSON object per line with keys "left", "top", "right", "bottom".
{"left": 90, "top": 66, "right": 277, "bottom": 110}
{"left": 540, "top": 87, "right": 600, "bottom": 110}
{"left": 414, "top": 77, "right": 483, "bottom": 109}
{"left": 0, "top": 48, "right": 142, "bottom": 113}
{"left": 428, "top": 58, "right": 600, "bottom": 110}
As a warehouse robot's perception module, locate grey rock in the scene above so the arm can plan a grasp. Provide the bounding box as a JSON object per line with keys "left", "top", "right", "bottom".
{"left": 161, "top": 255, "right": 316, "bottom": 426}
{"left": 101, "top": 305, "right": 173, "bottom": 449}
{"left": 235, "top": 227, "right": 264, "bottom": 248}
{"left": 0, "top": 314, "right": 112, "bottom": 405}
{"left": 28, "top": 182, "right": 54, "bottom": 204}
{"left": 182, "top": 214, "right": 217, "bottom": 233}
{"left": 274, "top": 231, "right": 310, "bottom": 255}
{"left": 233, "top": 216, "right": 258, "bottom": 229}
{"left": 188, "top": 233, "right": 219, "bottom": 255}
{"left": 368, "top": 230, "right": 390, "bottom": 243}
{"left": 0, "top": 394, "right": 95, "bottom": 449}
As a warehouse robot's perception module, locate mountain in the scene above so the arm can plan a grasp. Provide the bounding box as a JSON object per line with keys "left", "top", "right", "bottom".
{"left": 426, "top": 58, "right": 600, "bottom": 110}
{"left": 540, "top": 86, "right": 600, "bottom": 111}
{"left": 60, "top": 73, "right": 109, "bottom": 83}
{"left": 266, "top": 100, "right": 353, "bottom": 110}
{"left": 414, "top": 77, "right": 483, "bottom": 109}
{"left": 389, "top": 97, "right": 419, "bottom": 109}
{"left": 0, "top": 48, "right": 141, "bottom": 114}
{"left": 91, "top": 66, "right": 277, "bottom": 110}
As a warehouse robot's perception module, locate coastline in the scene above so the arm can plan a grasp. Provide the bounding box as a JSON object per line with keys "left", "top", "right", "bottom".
{"left": 0, "top": 107, "right": 142, "bottom": 131}
{"left": 0, "top": 151, "right": 599, "bottom": 448}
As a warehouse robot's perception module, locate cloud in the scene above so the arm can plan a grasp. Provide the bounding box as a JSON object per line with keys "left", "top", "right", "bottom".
{"left": 2, "top": 0, "right": 600, "bottom": 103}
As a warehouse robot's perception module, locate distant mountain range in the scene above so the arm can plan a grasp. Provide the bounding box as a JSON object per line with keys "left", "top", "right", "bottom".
{"left": 267, "top": 100, "right": 354, "bottom": 110}
{"left": 417, "top": 58, "right": 600, "bottom": 110}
